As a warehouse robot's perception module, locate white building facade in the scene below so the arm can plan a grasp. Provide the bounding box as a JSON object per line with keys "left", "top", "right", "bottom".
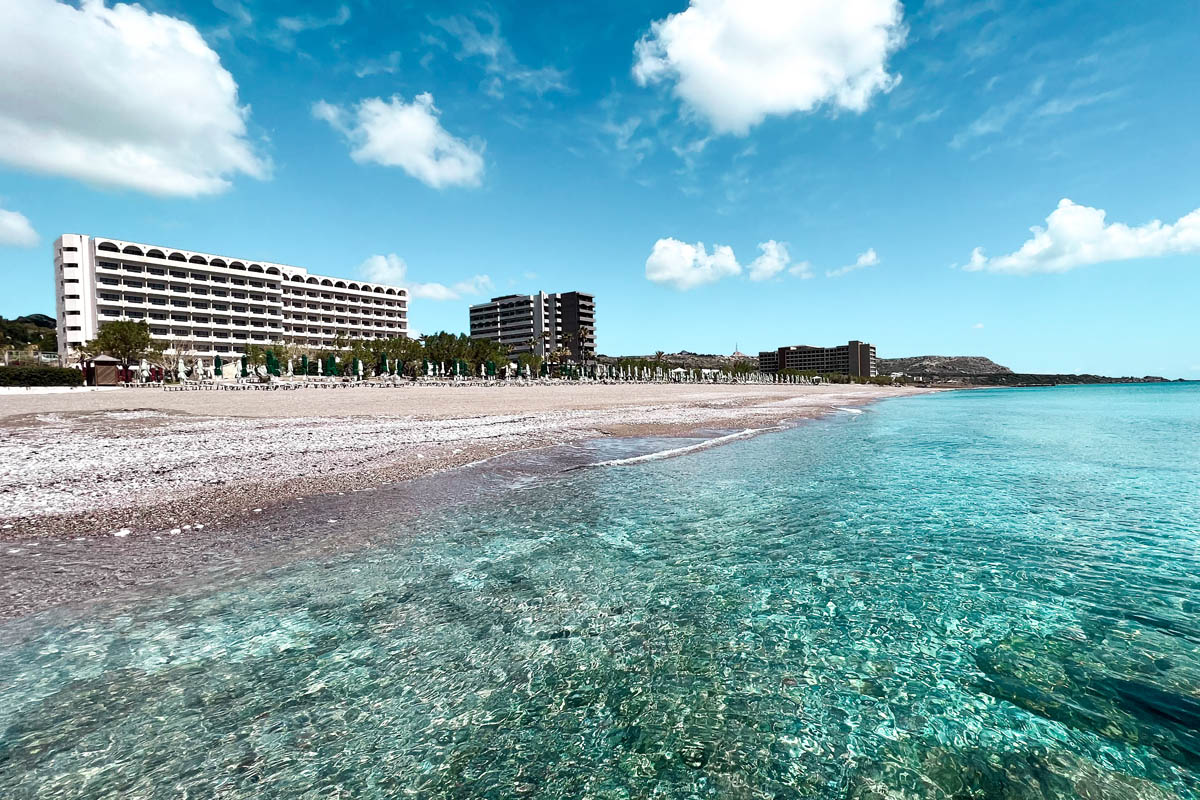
{"left": 54, "top": 234, "right": 408, "bottom": 360}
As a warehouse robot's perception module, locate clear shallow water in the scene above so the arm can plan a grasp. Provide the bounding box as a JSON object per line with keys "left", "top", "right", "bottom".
{"left": 2, "top": 383, "right": 1199, "bottom": 799}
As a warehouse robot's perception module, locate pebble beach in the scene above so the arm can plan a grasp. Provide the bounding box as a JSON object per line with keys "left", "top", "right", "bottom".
{"left": 0, "top": 382, "right": 935, "bottom": 617}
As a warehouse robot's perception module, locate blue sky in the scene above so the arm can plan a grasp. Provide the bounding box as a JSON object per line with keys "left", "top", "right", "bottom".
{"left": 1, "top": 0, "right": 1198, "bottom": 377}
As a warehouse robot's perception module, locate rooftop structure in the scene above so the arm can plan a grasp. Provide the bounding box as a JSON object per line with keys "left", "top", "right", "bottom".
{"left": 53, "top": 234, "right": 408, "bottom": 360}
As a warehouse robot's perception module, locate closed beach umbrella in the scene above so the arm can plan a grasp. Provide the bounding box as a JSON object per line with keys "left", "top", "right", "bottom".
{"left": 317, "top": 357, "right": 324, "bottom": 376}
{"left": 213, "top": 355, "right": 223, "bottom": 377}
{"left": 300, "top": 354, "right": 308, "bottom": 375}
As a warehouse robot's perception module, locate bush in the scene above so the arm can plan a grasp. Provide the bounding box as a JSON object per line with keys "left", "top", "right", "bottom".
{"left": 0, "top": 366, "right": 84, "bottom": 387}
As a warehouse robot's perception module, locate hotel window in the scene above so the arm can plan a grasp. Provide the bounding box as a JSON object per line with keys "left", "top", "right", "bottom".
{"left": 67, "top": 325, "right": 82, "bottom": 331}
{"left": 151, "top": 327, "right": 168, "bottom": 336}
{"left": 62, "top": 246, "right": 78, "bottom": 252}
{"left": 169, "top": 270, "right": 186, "bottom": 278}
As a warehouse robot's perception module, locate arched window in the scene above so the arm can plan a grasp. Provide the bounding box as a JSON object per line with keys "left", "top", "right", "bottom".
{"left": 373, "top": 287, "right": 384, "bottom": 293}
{"left": 168, "top": 252, "right": 187, "bottom": 261}
{"left": 385, "top": 288, "right": 397, "bottom": 295}
{"left": 146, "top": 249, "right": 165, "bottom": 259}
{"left": 266, "top": 267, "right": 280, "bottom": 275}
{"left": 248, "top": 264, "right": 264, "bottom": 273}
{"left": 291, "top": 275, "right": 304, "bottom": 282}
{"left": 348, "top": 282, "right": 360, "bottom": 290}
{"left": 320, "top": 279, "right": 333, "bottom": 286}
{"left": 306, "top": 277, "right": 318, "bottom": 284}
{"left": 122, "top": 246, "right": 144, "bottom": 256}
{"left": 97, "top": 241, "right": 119, "bottom": 252}
{"left": 188, "top": 255, "right": 208, "bottom": 264}
{"left": 210, "top": 258, "right": 227, "bottom": 267}
{"left": 334, "top": 281, "right": 346, "bottom": 288}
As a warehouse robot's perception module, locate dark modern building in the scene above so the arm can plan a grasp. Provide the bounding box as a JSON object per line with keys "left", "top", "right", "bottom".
{"left": 469, "top": 291, "right": 596, "bottom": 361}
{"left": 758, "top": 341, "right": 877, "bottom": 377}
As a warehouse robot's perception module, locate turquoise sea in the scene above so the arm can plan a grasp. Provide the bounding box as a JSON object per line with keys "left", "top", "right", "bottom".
{"left": 2, "top": 383, "right": 1199, "bottom": 798}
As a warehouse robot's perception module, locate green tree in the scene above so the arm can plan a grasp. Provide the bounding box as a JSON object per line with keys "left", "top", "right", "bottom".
{"left": 89, "top": 320, "right": 153, "bottom": 367}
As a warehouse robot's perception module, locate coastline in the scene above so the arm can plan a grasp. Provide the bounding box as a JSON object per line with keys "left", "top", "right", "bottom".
{"left": 0, "top": 383, "right": 939, "bottom": 620}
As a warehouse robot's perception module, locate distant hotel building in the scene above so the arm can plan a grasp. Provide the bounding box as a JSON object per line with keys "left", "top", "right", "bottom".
{"left": 469, "top": 292, "right": 596, "bottom": 361}
{"left": 759, "top": 341, "right": 878, "bottom": 377}
{"left": 53, "top": 234, "right": 408, "bottom": 360}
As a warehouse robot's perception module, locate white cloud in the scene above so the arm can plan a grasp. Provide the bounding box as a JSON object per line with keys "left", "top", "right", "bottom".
{"left": 973, "top": 322, "right": 985, "bottom": 329}
{"left": 360, "top": 254, "right": 493, "bottom": 301}
{"left": 826, "top": 248, "right": 880, "bottom": 278}
{"left": 647, "top": 237, "right": 816, "bottom": 289}
{"left": 355, "top": 51, "right": 403, "bottom": 78}
{"left": 747, "top": 240, "right": 792, "bottom": 281}
{"left": 633, "top": 0, "right": 905, "bottom": 135}
{"left": 433, "top": 12, "right": 567, "bottom": 97}
{"left": 0, "top": 0, "right": 269, "bottom": 196}
{"left": 0, "top": 208, "right": 38, "bottom": 248}
{"left": 314, "top": 94, "right": 485, "bottom": 189}
{"left": 277, "top": 5, "right": 349, "bottom": 34}
{"left": 963, "top": 199, "right": 1200, "bottom": 275}
{"left": 645, "top": 238, "right": 741, "bottom": 290}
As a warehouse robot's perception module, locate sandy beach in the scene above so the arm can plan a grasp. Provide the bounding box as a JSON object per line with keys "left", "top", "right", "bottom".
{"left": 0, "top": 383, "right": 937, "bottom": 618}
{"left": 0, "top": 383, "right": 935, "bottom": 537}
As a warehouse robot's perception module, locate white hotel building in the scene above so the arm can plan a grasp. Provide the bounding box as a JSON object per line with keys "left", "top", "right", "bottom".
{"left": 54, "top": 234, "right": 408, "bottom": 361}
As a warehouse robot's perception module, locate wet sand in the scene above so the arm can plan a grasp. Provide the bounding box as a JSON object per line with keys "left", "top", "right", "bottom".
{"left": 0, "top": 382, "right": 939, "bottom": 619}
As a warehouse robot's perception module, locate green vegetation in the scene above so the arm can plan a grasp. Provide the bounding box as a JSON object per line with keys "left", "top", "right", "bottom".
{"left": 0, "top": 366, "right": 83, "bottom": 387}
{"left": 83, "top": 320, "right": 155, "bottom": 367}
{"left": 0, "top": 314, "right": 57, "bottom": 353}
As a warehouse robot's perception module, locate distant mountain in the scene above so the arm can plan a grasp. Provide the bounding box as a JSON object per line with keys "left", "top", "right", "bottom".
{"left": 878, "top": 355, "right": 1012, "bottom": 377}
{"left": 15, "top": 313, "right": 55, "bottom": 329}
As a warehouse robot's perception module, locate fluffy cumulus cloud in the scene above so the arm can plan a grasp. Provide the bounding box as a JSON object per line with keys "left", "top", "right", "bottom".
{"left": 0, "top": 209, "right": 38, "bottom": 248}
{"left": 645, "top": 238, "right": 741, "bottom": 290}
{"left": 964, "top": 199, "right": 1200, "bottom": 275}
{"left": 360, "top": 254, "right": 493, "bottom": 301}
{"left": 0, "top": 0, "right": 268, "bottom": 196}
{"left": 314, "top": 94, "right": 485, "bottom": 189}
{"left": 747, "top": 240, "right": 798, "bottom": 281}
{"left": 633, "top": 0, "right": 905, "bottom": 135}
{"left": 646, "top": 237, "right": 811, "bottom": 289}
{"left": 826, "top": 248, "right": 880, "bottom": 278}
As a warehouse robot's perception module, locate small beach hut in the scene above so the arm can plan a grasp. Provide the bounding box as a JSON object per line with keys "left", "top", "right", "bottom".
{"left": 87, "top": 354, "right": 120, "bottom": 386}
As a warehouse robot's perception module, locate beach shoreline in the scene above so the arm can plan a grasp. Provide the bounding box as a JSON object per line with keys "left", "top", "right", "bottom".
{"left": 0, "top": 383, "right": 939, "bottom": 619}
{"left": 0, "top": 383, "right": 937, "bottom": 539}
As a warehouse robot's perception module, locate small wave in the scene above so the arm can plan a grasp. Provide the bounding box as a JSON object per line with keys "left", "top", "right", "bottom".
{"left": 833, "top": 407, "right": 864, "bottom": 415}
{"left": 585, "top": 428, "right": 766, "bottom": 468}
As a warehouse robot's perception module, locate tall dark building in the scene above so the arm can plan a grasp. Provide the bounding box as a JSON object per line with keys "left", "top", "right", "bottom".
{"left": 469, "top": 291, "right": 595, "bottom": 361}
{"left": 758, "top": 341, "right": 877, "bottom": 377}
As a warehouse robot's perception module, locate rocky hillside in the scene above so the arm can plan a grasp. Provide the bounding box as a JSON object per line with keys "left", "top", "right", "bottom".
{"left": 878, "top": 355, "right": 1012, "bottom": 377}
